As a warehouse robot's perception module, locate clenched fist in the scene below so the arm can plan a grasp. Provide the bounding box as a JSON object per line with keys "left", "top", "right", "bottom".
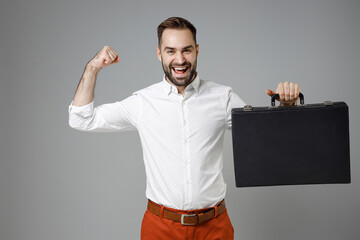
{"left": 87, "top": 46, "right": 120, "bottom": 71}
{"left": 266, "top": 81, "right": 301, "bottom": 106}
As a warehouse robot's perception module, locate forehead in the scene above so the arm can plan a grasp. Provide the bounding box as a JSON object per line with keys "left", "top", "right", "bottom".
{"left": 160, "top": 28, "right": 195, "bottom": 49}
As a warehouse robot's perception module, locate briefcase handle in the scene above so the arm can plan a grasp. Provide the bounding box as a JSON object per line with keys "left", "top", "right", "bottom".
{"left": 271, "top": 93, "right": 304, "bottom": 107}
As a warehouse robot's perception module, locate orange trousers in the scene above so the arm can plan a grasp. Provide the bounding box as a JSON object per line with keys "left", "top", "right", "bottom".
{"left": 141, "top": 203, "right": 234, "bottom": 240}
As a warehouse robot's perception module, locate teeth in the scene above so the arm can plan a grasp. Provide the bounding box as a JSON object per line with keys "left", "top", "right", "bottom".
{"left": 174, "top": 67, "right": 187, "bottom": 70}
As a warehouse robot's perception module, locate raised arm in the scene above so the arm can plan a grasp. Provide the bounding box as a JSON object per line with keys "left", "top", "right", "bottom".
{"left": 69, "top": 46, "right": 140, "bottom": 132}
{"left": 73, "top": 46, "right": 120, "bottom": 106}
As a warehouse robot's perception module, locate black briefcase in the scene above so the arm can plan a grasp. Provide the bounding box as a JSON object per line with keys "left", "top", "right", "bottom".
{"left": 231, "top": 93, "right": 351, "bottom": 187}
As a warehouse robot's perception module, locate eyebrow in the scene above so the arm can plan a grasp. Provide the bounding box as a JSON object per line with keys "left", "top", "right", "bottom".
{"left": 163, "top": 45, "right": 194, "bottom": 51}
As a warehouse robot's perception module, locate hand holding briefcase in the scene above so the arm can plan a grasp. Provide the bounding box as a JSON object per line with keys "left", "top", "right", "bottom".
{"left": 231, "top": 93, "right": 351, "bottom": 187}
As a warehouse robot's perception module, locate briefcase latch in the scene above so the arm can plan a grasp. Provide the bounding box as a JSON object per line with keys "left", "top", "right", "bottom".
{"left": 244, "top": 105, "right": 253, "bottom": 111}
{"left": 324, "top": 101, "right": 333, "bottom": 106}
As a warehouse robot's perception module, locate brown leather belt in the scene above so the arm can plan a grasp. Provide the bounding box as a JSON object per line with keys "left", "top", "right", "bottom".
{"left": 147, "top": 199, "right": 226, "bottom": 225}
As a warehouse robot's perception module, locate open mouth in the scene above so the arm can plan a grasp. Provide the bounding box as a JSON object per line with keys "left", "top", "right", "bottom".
{"left": 172, "top": 66, "right": 189, "bottom": 75}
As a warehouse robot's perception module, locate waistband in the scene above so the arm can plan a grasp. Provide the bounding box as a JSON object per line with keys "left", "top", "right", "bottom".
{"left": 147, "top": 199, "right": 226, "bottom": 225}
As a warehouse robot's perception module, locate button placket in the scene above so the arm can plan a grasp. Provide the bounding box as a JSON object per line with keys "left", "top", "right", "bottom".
{"left": 183, "top": 99, "right": 192, "bottom": 207}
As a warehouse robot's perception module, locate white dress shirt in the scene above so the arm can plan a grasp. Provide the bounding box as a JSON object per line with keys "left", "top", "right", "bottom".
{"left": 68, "top": 75, "right": 245, "bottom": 210}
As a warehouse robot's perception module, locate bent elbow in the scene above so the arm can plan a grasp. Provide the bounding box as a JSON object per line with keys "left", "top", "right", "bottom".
{"left": 68, "top": 115, "right": 87, "bottom": 131}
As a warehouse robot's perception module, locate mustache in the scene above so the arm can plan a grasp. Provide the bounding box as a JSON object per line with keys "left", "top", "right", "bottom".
{"left": 170, "top": 62, "right": 191, "bottom": 68}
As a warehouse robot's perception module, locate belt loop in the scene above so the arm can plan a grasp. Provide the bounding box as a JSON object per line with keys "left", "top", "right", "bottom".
{"left": 213, "top": 205, "right": 218, "bottom": 218}
{"left": 160, "top": 205, "right": 164, "bottom": 218}
{"left": 198, "top": 212, "right": 205, "bottom": 223}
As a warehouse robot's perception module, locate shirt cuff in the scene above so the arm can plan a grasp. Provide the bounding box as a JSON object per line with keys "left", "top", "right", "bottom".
{"left": 68, "top": 101, "right": 94, "bottom": 118}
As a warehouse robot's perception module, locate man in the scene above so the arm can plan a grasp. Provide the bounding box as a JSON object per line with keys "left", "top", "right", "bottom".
{"left": 69, "top": 17, "right": 300, "bottom": 240}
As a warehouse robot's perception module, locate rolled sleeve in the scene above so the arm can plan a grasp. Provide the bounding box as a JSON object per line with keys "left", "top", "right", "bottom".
{"left": 226, "top": 90, "right": 246, "bottom": 130}
{"left": 68, "top": 94, "right": 141, "bottom": 132}
{"left": 68, "top": 101, "right": 94, "bottom": 118}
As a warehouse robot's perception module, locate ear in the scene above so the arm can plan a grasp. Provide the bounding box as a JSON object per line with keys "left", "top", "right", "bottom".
{"left": 156, "top": 47, "right": 162, "bottom": 62}
{"left": 196, "top": 44, "right": 199, "bottom": 57}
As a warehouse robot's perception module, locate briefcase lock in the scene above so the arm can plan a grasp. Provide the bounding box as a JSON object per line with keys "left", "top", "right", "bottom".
{"left": 324, "top": 101, "right": 333, "bottom": 106}
{"left": 244, "top": 105, "right": 253, "bottom": 111}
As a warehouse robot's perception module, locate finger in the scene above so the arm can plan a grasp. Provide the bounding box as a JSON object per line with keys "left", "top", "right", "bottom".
{"left": 110, "top": 48, "right": 118, "bottom": 58}
{"left": 112, "top": 51, "right": 120, "bottom": 63}
{"left": 294, "top": 83, "right": 300, "bottom": 99}
{"left": 107, "top": 50, "right": 116, "bottom": 62}
{"left": 284, "top": 81, "right": 290, "bottom": 101}
{"left": 103, "top": 46, "right": 114, "bottom": 58}
{"left": 109, "top": 49, "right": 120, "bottom": 64}
{"left": 103, "top": 51, "right": 113, "bottom": 64}
{"left": 277, "top": 82, "right": 284, "bottom": 101}
{"left": 107, "top": 47, "right": 117, "bottom": 57}
{"left": 111, "top": 52, "right": 120, "bottom": 63}
{"left": 103, "top": 56, "right": 112, "bottom": 64}
{"left": 109, "top": 48, "right": 118, "bottom": 57}
{"left": 102, "top": 45, "right": 111, "bottom": 55}
{"left": 111, "top": 52, "right": 118, "bottom": 62}
{"left": 266, "top": 89, "right": 276, "bottom": 97}
{"left": 289, "top": 82, "right": 295, "bottom": 101}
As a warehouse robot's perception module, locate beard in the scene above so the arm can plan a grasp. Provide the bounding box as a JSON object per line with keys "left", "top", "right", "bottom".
{"left": 161, "top": 58, "right": 197, "bottom": 87}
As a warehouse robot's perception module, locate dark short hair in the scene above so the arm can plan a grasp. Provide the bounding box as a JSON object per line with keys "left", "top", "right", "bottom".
{"left": 157, "top": 17, "right": 197, "bottom": 47}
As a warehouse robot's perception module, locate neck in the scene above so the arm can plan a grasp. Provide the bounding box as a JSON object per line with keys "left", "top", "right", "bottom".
{"left": 165, "top": 73, "right": 197, "bottom": 96}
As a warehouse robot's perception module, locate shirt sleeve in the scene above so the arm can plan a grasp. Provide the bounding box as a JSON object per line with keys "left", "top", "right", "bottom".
{"left": 226, "top": 89, "right": 246, "bottom": 130}
{"left": 68, "top": 93, "right": 141, "bottom": 132}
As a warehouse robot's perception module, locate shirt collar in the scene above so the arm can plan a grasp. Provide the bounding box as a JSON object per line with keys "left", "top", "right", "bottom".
{"left": 161, "top": 74, "right": 200, "bottom": 96}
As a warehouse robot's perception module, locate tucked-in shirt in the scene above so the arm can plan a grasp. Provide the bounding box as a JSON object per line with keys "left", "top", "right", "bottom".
{"left": 68, "top": 75, "right": 245, "bottom": 210}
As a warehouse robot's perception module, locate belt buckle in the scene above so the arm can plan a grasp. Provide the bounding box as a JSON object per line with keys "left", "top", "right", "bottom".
{"left": 181, "top": 214, "right": 197, "bottom": 225}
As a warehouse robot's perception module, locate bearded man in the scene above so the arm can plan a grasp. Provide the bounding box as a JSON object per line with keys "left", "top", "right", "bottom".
{"left": 69, "top": 17, "right": 300, "bottom": 240}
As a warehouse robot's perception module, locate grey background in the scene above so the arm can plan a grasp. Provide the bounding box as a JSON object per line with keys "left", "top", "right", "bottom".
{"left": 1, "top": 0, "right": 359, "bottom": 239}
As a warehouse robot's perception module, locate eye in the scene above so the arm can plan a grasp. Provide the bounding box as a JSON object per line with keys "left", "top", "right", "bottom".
{"left": 167, "top": 50, "right": 174, "bottom": 54}
{"left": 183, "top": 49, "right": 191, "bottom": 53}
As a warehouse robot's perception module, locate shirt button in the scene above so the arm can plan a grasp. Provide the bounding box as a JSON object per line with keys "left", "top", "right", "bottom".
{"left": 184, "top": 139, "right": 187, "bottom": 143}
{"left": 183, "top": 120, "right": 186, "bottom": 126}
{"left": 186, "top": 180, "right": 190, "bottom": 184}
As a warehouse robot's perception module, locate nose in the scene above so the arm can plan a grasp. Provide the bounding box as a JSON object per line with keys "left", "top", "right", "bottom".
{"left": 174, "top": 52, "right": 186, "bottom": 65}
